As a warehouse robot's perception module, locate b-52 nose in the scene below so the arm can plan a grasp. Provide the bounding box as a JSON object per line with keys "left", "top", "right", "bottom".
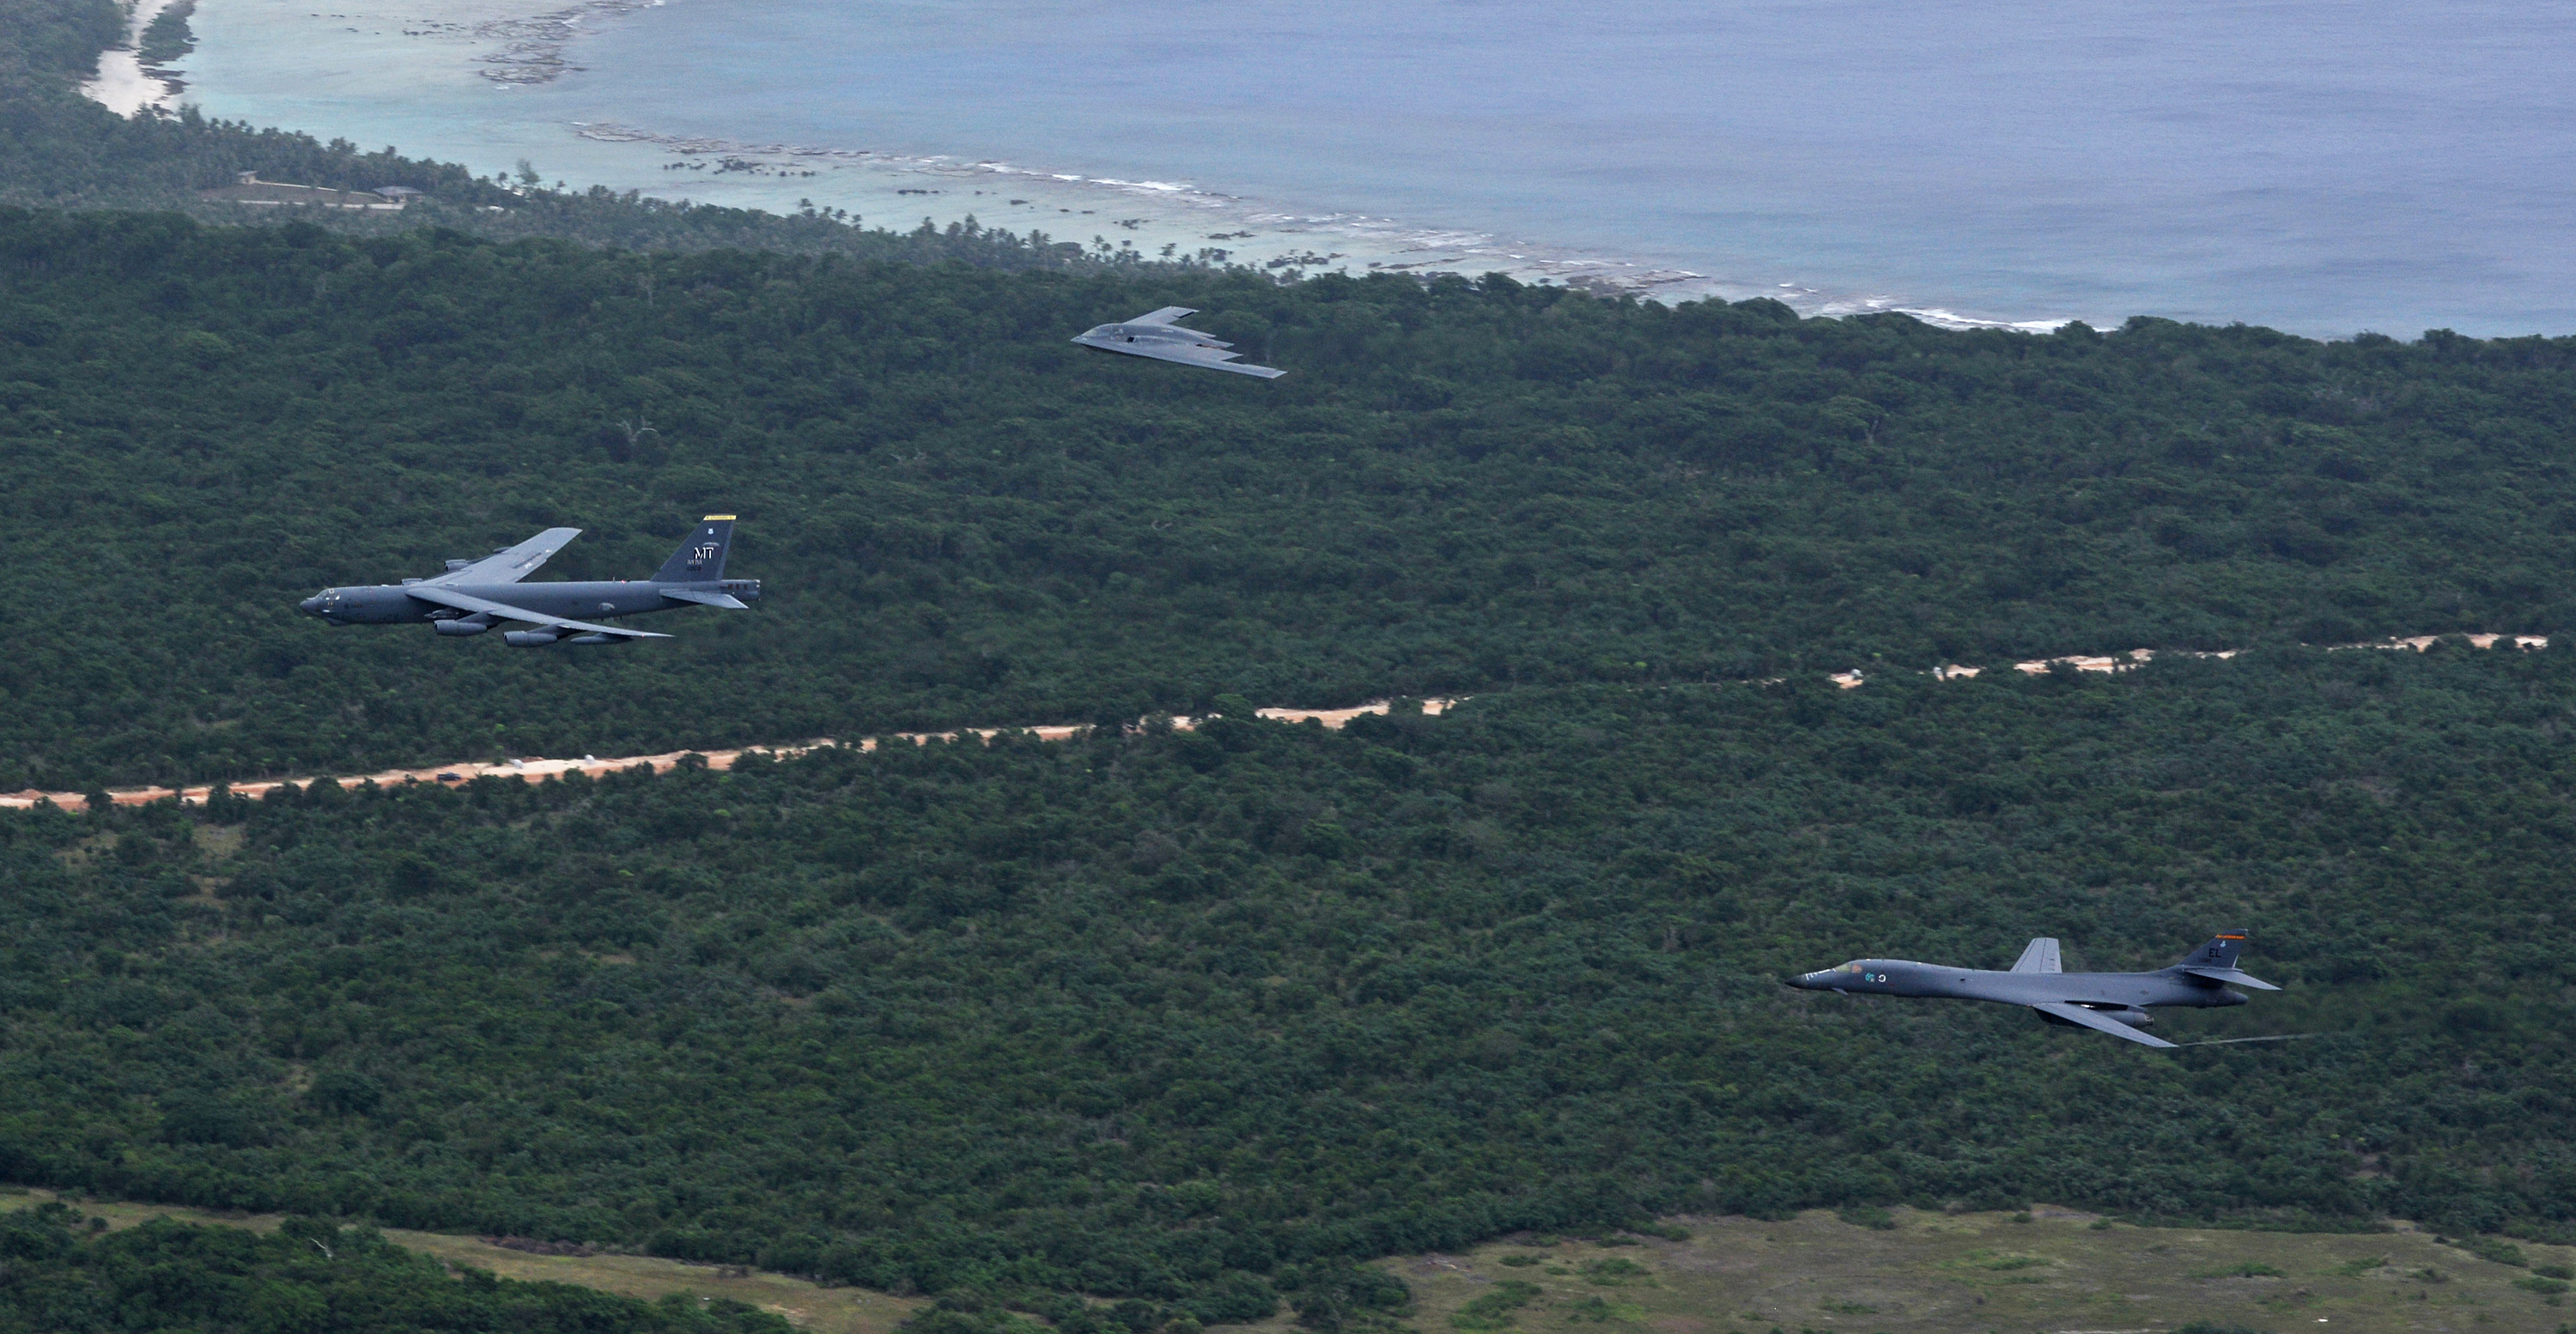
{"left": 298, "top": 595, "right": 325, "bottom": 615}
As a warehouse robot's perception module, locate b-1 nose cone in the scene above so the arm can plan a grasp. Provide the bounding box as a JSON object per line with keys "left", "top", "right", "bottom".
{"left": 1784, "top": 972, "right": 1816, "bottom": 990}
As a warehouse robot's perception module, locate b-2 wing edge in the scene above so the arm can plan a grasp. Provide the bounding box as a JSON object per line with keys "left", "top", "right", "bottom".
{"left": 404, "top": 584, "right": 671, "bottom": 639}
{"left": 1130, "top": 306, "right": 1198, "bottom": 325}
{"left": 1081, "top": 337, "right": 1287, "bottom": 379}
{"left": 426, "top": 526, "right": 583, "bottom": 585}
{"left": 2028, "top": 1001, "right": 2178, "bottom": 1048}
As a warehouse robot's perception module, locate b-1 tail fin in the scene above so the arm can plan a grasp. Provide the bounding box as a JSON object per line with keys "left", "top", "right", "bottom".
{"left": 2173, "top": 930, "right": 2247, "bottom": 971}
{"left": 654, "top": 515, "right": 735, "bottom": 583}
{"left": 2010, "top": 937, "right": 2063, "bottom": 973}
{"left": 2171, "top": 929, "right": 2280, "bottom": 991}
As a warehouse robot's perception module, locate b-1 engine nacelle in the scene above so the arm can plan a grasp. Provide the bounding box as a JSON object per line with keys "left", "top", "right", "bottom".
{"left": 2039, "top": 1004, "right": 2153, "bottom": 1030}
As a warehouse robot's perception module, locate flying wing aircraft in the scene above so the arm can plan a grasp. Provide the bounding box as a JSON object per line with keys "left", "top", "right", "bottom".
{"left": 1070, "top": 306, "right": 1285, "bottom": 378}
{"left": 1787, "top": 931, "right": 2281, "bottom": 1048}
{"left": 297, "top": 516, "right": 760, "bottom": 646}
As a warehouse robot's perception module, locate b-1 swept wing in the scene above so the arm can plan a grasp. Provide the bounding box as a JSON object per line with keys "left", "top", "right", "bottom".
{"left": 1071, "top": 306, "right": 1285, "bottom": 378}
{"left": 1789, "top": 931, "right": 2282, "bottom": 1048}
{"left": 299, "top": 517, "right": 761, "bottom": 646}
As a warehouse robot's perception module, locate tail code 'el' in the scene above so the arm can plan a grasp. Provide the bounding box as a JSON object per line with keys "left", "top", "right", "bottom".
{"left": 655, "top": 516, "right": 734, "bottom": 583}
{"left": 2175, "top": 931, "right": 2247, "bottom": 971}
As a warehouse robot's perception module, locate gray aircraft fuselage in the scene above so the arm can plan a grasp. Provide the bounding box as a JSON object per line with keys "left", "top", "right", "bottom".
{"left": 297, "top": 516, "right": 757, "bottom": 645}
{"left": 1084, "top": 321, "right": 1203, "bottom": 346}
{"left": 1070, "top": 306, "right": 1285, "bottom": 377}
{"left": 298, "top": 579, "right": 747, "bottom": 626}
{"left": 1788, "top": 960, "right": 2247, "bottom": 1010}
{"left": 1788, "top": 932, "right": 2275, "bottom": 1047}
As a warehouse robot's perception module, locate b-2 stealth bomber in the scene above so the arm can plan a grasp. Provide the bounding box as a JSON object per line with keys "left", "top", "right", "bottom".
{"left": 297, "top": 516, "right": 759, "bottom": 646}
{"left": 1788, "top": 931, "right": 2280, "bottom": 1048}
{"left": 1072, "top": 306, "right": 1285, "bottom": 378}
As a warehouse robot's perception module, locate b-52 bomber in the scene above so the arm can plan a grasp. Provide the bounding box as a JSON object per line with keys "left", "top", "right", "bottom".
{"left": 1071, "top": 306, "right": 1285, "bottom": 378}
{"left": 1788, "top": 931, "right": 2281, "bottom": 1048}
{"left": 297, "top": 516, "right": 758, "bottom": 646}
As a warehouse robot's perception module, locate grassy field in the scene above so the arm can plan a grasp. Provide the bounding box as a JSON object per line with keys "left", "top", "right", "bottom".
{"left": 1318, "top": 1208, "right": 2576, "bottom": 1334}
{"left": 13, "top": 1187, "right": 2573, "bottom": 1334}
{"left": 0, "top": 1187, "right": 926, "bottom": 1334}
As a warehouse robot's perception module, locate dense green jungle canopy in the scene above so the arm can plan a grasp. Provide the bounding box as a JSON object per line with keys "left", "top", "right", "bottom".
{"left": 3, "top": 199, "right": 2576, "bottom": 787}
{"left": 3, "top": 657, "right": 2574, "bottom": 1325}
{"left": 0, "top": 1200, "right": 793, "bottom": 1333}
{"left": 6, "top": 2, "right": 2576, "bottom": 1329}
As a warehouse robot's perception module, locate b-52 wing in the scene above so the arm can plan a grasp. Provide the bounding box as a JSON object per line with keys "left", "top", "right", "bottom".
{"left": 2028, "top": 1001, "right": 2177, "bottom": 1048}
{"left": 403, "top": 584, "right": 670, "bottom": 640}
{"left": 428, "top": 527, "right": 582, "bottom": 585}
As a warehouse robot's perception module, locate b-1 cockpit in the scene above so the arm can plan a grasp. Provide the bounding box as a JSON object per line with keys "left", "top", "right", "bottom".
{"left": 1790, "top": 961, "right": 1894, "bottom": 990}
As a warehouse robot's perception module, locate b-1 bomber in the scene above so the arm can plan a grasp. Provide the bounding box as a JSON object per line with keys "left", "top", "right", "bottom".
{"left": 1789, "top": 931, "right": 2280, "bottom": 1048}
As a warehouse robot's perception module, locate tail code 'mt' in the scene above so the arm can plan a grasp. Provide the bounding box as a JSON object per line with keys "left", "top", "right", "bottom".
{"left": 655, "top": 515, "right": 735, "bottom": 582}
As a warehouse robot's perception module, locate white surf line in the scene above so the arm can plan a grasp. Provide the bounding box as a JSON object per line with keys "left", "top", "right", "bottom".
{"left": 81, "top": 0, "right": 183, "bottom": 118}
{"left": 0, "top": 700, "right": 1464, "bottom": 811}
{"left": 471, "top": 0, "right": 665, "bottom": 86}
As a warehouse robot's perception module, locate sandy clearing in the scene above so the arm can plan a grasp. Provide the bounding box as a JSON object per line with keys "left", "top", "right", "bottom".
{"left": 4, "top": 1189, "right": 920, "bottom": 1334}
{"left": 2007, "top": 633, "right": 2542, "bottom": 677}
{"left": 0, "top": 699, "right": 1464, "bottom": 811}
{"left": 1346, "top": 1206, "right": 2576, "bottom": 1334}
{"left": 5, "top": 630, "right": 2550, "bottom": 815}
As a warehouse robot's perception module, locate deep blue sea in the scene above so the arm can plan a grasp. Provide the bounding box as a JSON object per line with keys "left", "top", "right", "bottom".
{"left": 187, "top": 0, "right": 2576, "bottom": 336}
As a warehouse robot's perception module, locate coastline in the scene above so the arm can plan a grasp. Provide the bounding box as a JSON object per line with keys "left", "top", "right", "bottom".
{"left": 161, "top": 0, "right": 2093, "bottom": 329}
{"left": 81, "top": 0, "right": 185, "bottom": 117}
{"left": 551, "top": 114, "right": 2072, "bottom": 327}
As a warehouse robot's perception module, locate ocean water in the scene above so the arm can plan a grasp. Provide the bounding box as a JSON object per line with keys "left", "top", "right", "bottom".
{"left": 176, "top": 0, "right": 2576, "bottom": 336}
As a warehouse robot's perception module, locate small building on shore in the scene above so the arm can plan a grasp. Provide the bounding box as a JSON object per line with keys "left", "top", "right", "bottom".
{"left": 198, "top": 173, "right": 414, "bottom": 210}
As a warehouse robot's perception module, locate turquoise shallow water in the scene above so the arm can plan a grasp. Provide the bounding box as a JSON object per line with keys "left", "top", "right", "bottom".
{"left": 183, "top": 0, "right": 2576, "bottom": 336}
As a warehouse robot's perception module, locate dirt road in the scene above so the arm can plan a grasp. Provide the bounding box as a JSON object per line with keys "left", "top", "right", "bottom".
{"left": 9, "top": 628, "right": 2547, "bottom": 812}
{"left": 0, "top": 700, "right": 1461, "bottom": 811}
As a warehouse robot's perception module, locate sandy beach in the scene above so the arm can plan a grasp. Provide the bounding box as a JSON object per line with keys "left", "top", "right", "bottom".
{"left": 81, "top": 0, "right": 185, "bottom": 116}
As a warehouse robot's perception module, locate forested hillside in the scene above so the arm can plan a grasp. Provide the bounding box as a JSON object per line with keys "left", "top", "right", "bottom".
{"left": 3, "top": 206, "right": 2575, "bottom": 787}
{"left": 8, "top": 3, "right": 2576, "bottom": 1328}
{"left": 4, "top": 653, "right": 2573, "bottom": 1324}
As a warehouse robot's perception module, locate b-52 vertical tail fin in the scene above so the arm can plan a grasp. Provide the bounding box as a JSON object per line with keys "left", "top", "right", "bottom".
{"left": 654, "top": 515, "right": 735, "bottom": 582}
